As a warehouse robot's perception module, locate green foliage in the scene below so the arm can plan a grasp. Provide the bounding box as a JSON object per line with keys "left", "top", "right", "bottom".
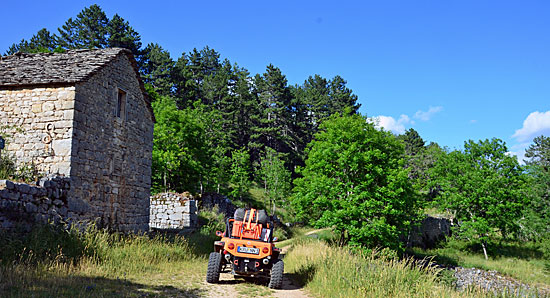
{"left": 6, "top": 28, "right": 58, "bottom": 55}
{"left": 292, "top": 113, "right": 419, "bottom": 251}
{"left": 0, "top": 224, "right": 91, "bottom": 265}
{"left": 259, "top": 148, "right": 292, "bottom": 208}
{"left": 408, "top": 142, "right": 446, "bottom": 201}
{"left": 57, "top": 4, "right": 109, "bottom": 49}
{"left": 540, "top": 236, "right": 550, "bottom": 260}
{"left": 141, "top": 43, "right": 175, "bottom": 96}
{"left": 524, "top": 135, "right": 550, "bottom": 168}
{"left": 431, "top": 138, "right": 527, "bottom": 257}
{"left": 229, "top": 148, "right": 251, "bottom": 200}
{"left": 250, "top": 65, "right": 293, "bottom": 162}
{"left": 519, "top": 135, "right": 550, "bottom": 241}
{"left": 197, "top": 206, "right": 226, "bottom": 235}
{"left": 397, "top": 128, "right": 426, "bottom": 156}
{"left": 151, "top": 96, "right": 211, "bottom": 193}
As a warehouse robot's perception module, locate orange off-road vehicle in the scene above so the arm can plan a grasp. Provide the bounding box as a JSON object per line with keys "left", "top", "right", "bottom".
{"left": 205, "top": 208, "right": 284, "bottom": 289}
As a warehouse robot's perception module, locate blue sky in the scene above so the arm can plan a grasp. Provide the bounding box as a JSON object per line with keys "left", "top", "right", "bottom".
{"left": 2, "top": 0, "right": 549, "bottom": 161}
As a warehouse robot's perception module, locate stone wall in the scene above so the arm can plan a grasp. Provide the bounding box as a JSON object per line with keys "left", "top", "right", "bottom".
{"left": 0, "top": 86, "right": 75, "bottom": 176}
{"left": 150, "top": 193, "right": 198, "bottom": 230}
{"left": 68, "top": 54, "right": 153, "bottom": 232}
{"left": 0, "top": 176, "right": 71, "bottom": 230}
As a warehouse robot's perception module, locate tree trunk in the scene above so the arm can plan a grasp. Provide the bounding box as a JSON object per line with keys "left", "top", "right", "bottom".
{"left": 481, "top": 241, "right": 488, "bottom": 260}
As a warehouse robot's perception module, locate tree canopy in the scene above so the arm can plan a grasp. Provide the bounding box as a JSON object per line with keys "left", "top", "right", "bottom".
{"left": 430, "top": 138, "right": 527, "bottom": 259}
{"left": 292, "top": 113, "right": 419, "bottom": 250}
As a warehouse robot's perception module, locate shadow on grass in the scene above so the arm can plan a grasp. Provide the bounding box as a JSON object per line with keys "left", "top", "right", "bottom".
{"left": 487, "top": 242, "right": 543, "bottom": 260}
{"left": 1, "top": 272, "right": 205, "bottom": 298}
{"left": 287, "top": 263, "right": 317, "bottom": 287}
{"left": 405, "top": 249, "right": 460, "bottom": 268}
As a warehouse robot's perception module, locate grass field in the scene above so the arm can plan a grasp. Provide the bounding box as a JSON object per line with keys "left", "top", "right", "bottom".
{"left": 283, "top": 236, "right": 494, "bottom": 298}
{"left": 3, "top": 221, "right": 547, "bottom": 297}
{"left": 409, "top": 239, "right": 550, "bottom": 288}
{"left": 0, "top": 224, "right": 211, "bottom": 297}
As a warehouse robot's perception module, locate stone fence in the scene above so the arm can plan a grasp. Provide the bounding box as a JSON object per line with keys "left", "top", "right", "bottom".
{"left": 149, "top": 192, "right": 197, "bottom": 231}
{"left": 0, "top": 176, "right": 71, "bottom": 230}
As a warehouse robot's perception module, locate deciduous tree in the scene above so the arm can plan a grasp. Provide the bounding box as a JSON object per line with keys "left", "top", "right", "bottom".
{"left": 431, "top": 138, "right": 526, "bottom": 259}
{"left": 292, "top": 113, "right": 418, "bottom": 251}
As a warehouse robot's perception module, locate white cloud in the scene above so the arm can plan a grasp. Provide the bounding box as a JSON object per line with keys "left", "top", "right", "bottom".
{"left": 512, "top": 111, "right": 550, "bottom": 143}
{"left": 414, "top": 106, "right": 443, "bottom": 121}
{"left": 369, "top": 114, "right": 411, "bottom": 134}
{"left": 507, "top": 143, "right": 531, "bottom": 165}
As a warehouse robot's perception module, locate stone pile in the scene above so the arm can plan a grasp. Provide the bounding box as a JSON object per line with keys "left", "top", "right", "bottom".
{"left": 454, "top": 267, "right": 549, "bottom": 297}
{"left": 0, "top": 176, "right": 71, "bottom": 230}
{"left": 150, "top": 192, "right": 197, "bottom": 230}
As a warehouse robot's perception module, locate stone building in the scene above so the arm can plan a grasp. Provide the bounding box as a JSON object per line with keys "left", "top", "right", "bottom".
{"left": 0, "top": 48, "right": 154, "bottom": 232}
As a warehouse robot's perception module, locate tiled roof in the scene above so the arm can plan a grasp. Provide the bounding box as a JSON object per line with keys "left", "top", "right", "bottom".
{"left": 0, "top": 48, "right": 132, "bottom": 87}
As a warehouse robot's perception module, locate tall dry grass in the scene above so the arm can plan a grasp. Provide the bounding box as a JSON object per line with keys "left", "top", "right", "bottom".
{"left": 0, "top": 224, "right": 207, "bottom": 297}
{"left": 284, "top": 239, "right": 489, "bottom": 298}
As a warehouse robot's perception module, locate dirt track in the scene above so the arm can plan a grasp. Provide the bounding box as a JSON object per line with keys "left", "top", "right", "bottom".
{"left": 204, "top": 268, "right": 310, "bottom": 298}
{"left": 202, "top": 230, "right": 328, "bottom": 298}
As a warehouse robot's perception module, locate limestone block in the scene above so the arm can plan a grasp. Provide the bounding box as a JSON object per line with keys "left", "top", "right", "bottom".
{"left": 52, "top": 139, "right": 72, "bottom": 157}
{"left": 42, "top": 102, "right": 55, "bottom": 112}
{"left": 32, "top": 104, "right": 42, "bottom": 113}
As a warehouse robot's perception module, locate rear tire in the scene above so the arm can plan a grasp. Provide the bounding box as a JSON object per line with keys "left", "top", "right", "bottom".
{"left": 268, "top": 259, "right": 284, "bottom": 289}
{"left": 206, "top": 252, "right": 222, "bottom": 283}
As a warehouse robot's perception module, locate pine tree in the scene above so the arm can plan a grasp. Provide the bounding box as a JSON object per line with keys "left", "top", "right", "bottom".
{"left": 107, "top": 14, "right": 143, "bottom": 62}
{"left": 172, "top": 46, "right": 223, "bottom": 106}
{"left": 57, "top": 4, "right": 109, "bottom": 49}
{"left": 141, "top": 43, "right": 174, "bottom": 96}
{"left": 328, "top": 75, "right": 361, "bottom": 116}
{"left": 6, "top": 29, "right": 58, "bottom": 55}
{"left": 250, "top": 65, "right": 293, "bottom": 162}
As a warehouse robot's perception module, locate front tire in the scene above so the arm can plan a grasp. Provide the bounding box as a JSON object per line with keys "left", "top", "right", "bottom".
{"left": 268, "top": 259, "right": 284, "bottom": 289}
{"left": 206, "top": 252, "right": 222, "bottom": 283}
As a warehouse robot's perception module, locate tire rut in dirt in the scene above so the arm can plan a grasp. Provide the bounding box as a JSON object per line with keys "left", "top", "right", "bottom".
{"left": 206, "top": 252, "right": 222, "bottom": 283}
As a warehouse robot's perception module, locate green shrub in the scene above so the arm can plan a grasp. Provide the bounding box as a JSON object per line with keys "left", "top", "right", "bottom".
{"left": 198, "top": 206, "right": 225, "bottom": 235}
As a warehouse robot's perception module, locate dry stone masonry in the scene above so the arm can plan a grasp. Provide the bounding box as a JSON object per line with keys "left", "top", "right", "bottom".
{"left": 0, "top": 49, "right": 154, "bottom": 232}
{"left": 0, "top": 87, "right": 75, "bottom": 175}
{"left": 0, "top": 176, "right": 71, "bottom": 230}
{"left": 150, "top": 192, "right": 198, "bottom": 230}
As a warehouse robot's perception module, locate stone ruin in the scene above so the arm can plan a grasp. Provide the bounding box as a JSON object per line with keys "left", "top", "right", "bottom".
{"left": 149, "top": 192, "right": 198, "bottom": 231}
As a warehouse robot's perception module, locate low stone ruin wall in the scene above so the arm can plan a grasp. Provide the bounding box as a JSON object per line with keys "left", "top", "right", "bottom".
{"left": 0, "top": 176, "right": 71, "bottom": 230}
{"left": 149, "top": 192, "right": 198, "bottom": 231}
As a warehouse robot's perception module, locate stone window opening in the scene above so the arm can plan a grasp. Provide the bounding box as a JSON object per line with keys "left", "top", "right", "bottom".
{"left": 116, "top": 88, "right": 127, "bottom": 119}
